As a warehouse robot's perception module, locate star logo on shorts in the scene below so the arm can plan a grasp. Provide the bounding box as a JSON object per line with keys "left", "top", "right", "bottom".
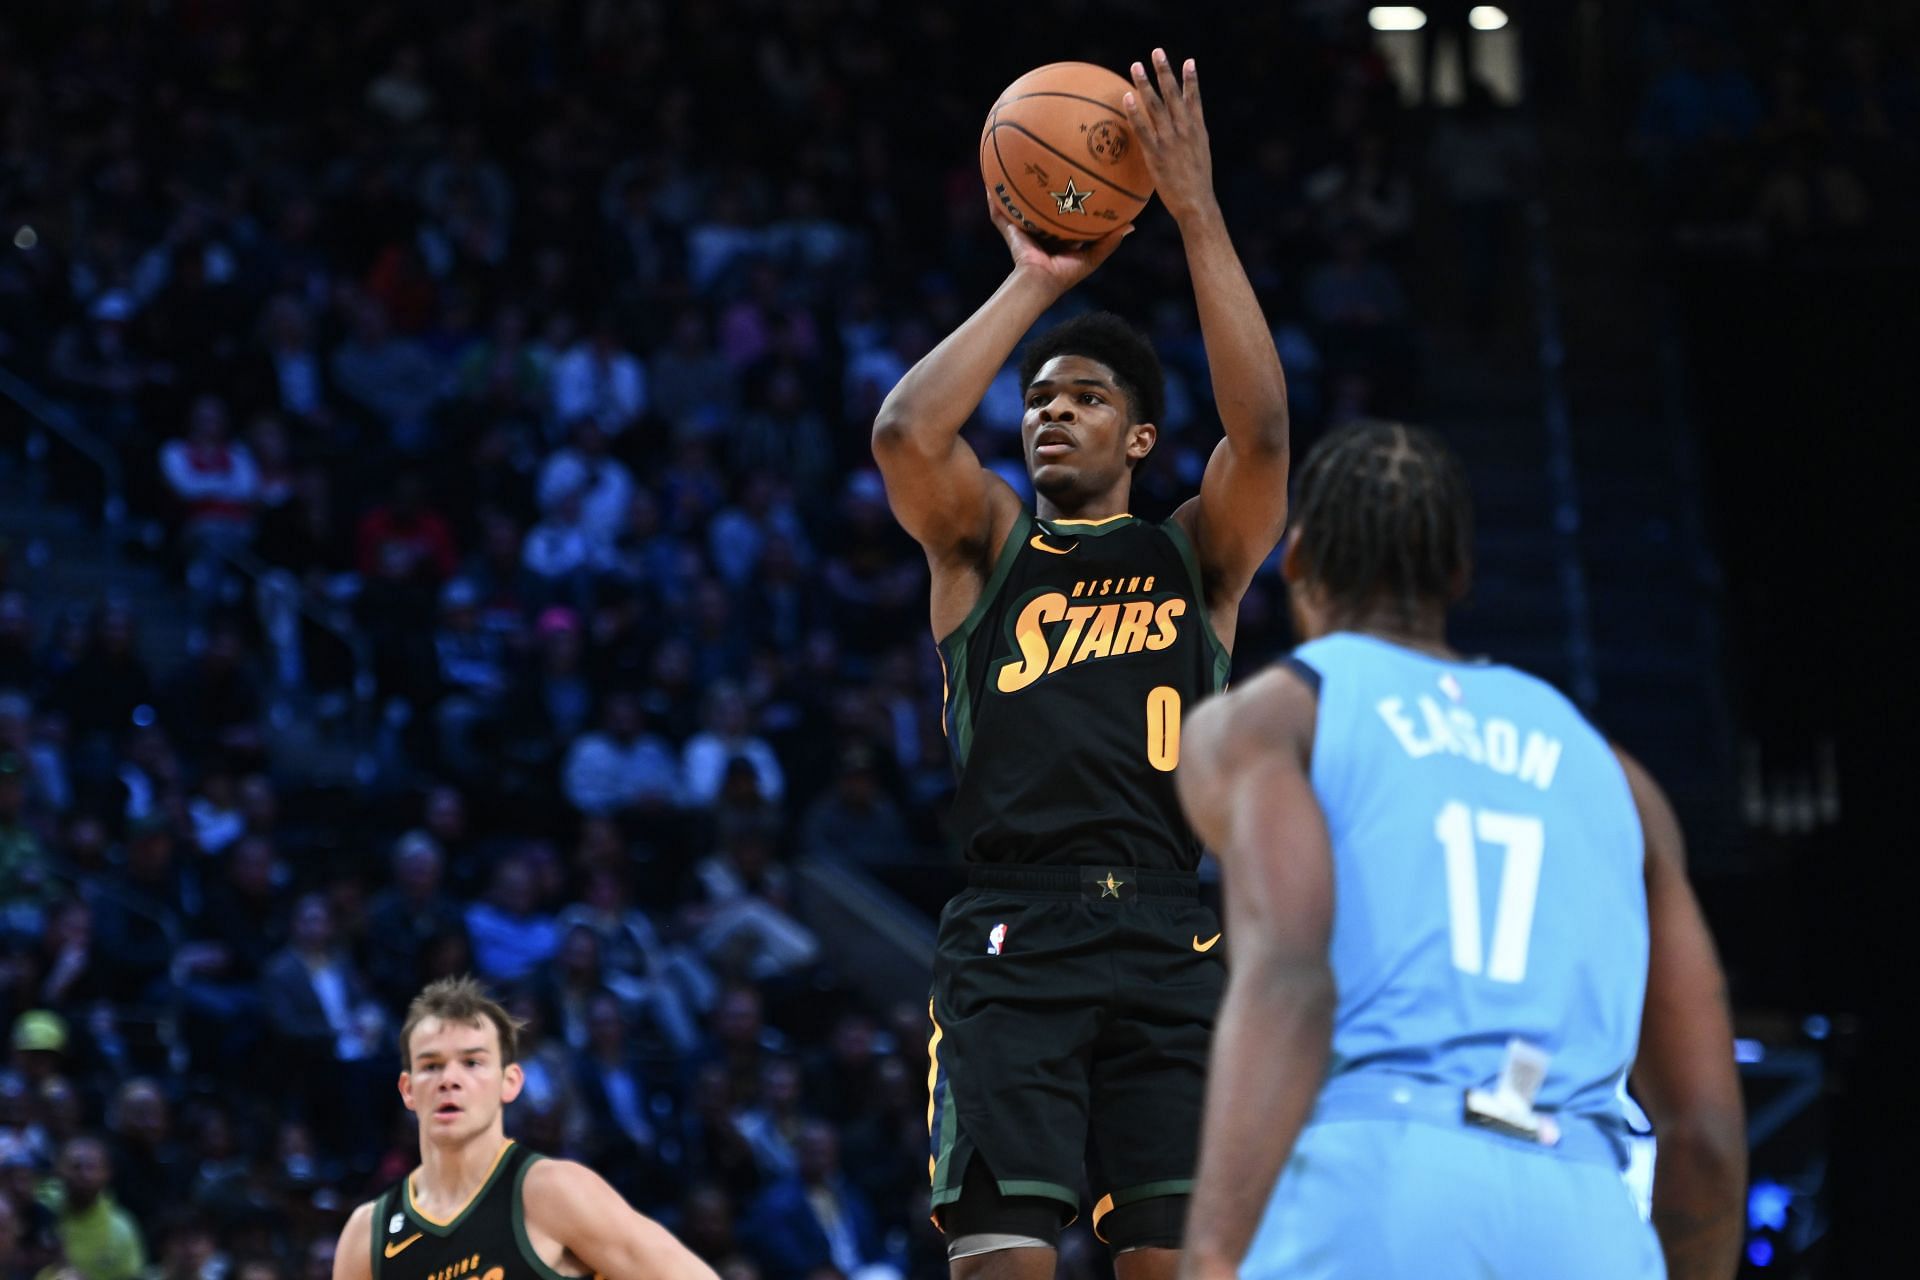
{"left": 1099, "top": 872, "right": 1124, "bottom": 898}
{"left": 1051, "top": 177, "right": 1093, "bottom": 215}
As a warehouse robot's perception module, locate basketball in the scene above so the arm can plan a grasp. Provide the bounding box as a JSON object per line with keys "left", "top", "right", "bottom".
{"left": 980, "top": 62, "right": 1154, "bottom": 244}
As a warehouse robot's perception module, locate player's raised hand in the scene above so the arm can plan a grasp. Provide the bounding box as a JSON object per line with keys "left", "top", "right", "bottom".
{"left": 1124, "top": 50, "right": 1216, "bottom": 223}
{"left": 989, "top": 194, "right": 1133, "bottom": 291}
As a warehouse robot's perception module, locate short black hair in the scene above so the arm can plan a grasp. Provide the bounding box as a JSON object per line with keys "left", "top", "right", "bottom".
{"left": 1291, "top": 419, "right": 1474, "bottom": 625}
{"left": 1018, "top": 311, "right": 1165, "bottom": 429}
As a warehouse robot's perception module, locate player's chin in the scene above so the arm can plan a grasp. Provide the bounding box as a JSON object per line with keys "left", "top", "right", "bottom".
{"left": 1029, "top": 462, "right": 1081, "bottom": 497}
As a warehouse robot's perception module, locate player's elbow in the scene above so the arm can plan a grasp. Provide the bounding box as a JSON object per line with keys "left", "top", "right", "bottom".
{"left": 1655, "top": 1108, "right": 1748, "bottom": 1196}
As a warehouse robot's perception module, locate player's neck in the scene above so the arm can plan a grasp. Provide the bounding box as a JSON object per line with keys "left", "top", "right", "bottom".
{"left": 1035, "top": 483, "right": 1131, "bottom": 524}
{"left": 1331, "top": 604, "right": 1456, "bottom": 660}
{"left": 413, "top": 1129, "right": 510, "bottom": 1209}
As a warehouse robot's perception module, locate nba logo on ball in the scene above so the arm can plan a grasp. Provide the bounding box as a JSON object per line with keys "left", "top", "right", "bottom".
{"left": 987, "top": 923, "right": 1008, "bottom": 956}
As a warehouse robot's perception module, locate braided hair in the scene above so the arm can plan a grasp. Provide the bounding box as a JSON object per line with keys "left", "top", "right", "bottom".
{"left": 1291, "top": 419, "right": 1474, "bottom": 627}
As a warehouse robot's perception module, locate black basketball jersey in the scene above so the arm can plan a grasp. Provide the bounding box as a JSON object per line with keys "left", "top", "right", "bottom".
{"left": 369, "top": 1142, "right": 585, "bottom": 1280}
{"left": 938, "top": 509, "right": 1229, "bottom": 870}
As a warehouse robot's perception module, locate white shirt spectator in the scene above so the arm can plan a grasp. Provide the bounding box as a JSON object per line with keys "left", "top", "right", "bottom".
{"left": 564, "top": 731, "right": 683, "bottom": 814}
{"left": 160, "top": 438, "right": 259, "bottom": 529}
{"left": 537, "top": 449, "right": 635, "bottom": 550}
{"left": 552, "top": 339, "right": 647, "bottom": 434}
{"left": 682, "top": 733, "right": 785, "bottom": 806}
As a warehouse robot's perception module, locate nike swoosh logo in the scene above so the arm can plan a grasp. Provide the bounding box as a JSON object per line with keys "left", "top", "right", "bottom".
{"left": 385, "top": 1235, "right": 423, "bottom": 1258}
{"left": 1192, "top": 933, "right": 1222, "bottom": 953}
{"left": 1029, "top": 535, "right": 1077, "bottom": 555}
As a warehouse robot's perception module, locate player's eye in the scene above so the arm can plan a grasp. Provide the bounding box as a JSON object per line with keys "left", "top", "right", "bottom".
{"left": 1080, "top": 394, "right": 1102, "bottom": 405}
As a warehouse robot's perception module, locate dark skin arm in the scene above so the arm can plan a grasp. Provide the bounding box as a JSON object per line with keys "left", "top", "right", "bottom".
{"left": 1172, "top": 668, "right": 1335, "bottom": 1280}
{"left": 870, "top": 212, "right": 1130, "bottom": 640}
{"left": 1128, "top": 52, "right": 1291, "bottom": 647}
{"left": 1618, "top": 747, "right": 1747, "bottom": 1280}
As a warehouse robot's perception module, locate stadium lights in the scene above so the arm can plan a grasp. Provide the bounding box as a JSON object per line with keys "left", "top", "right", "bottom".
{"left": 1469, "top": 6, "right": 1510, "bottom": 29}
{"left": 1368, "top": 7, "right": 1427, "bottom": 31}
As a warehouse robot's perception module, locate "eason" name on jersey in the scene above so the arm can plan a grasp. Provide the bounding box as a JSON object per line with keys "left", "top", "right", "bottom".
{"left": 1375, "top": 695, "right": 1563, "bottom": 791}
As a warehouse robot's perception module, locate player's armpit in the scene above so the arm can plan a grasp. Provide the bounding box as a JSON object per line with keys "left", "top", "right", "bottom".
{"left": 521, "top": 1159, "right": 719, "bottom": 1280}
{"left": 333, "top": 1203, "right": 375, "bottom": 1280}
{"left": 1616, "top": 747, "right": 1746, "bottom": 1280}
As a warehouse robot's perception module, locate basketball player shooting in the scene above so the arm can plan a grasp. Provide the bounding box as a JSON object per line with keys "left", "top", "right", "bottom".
{"left": 332, "top": 978, "right": 717, "bottom": 1280}
{"left": 1173, "top": 422, "right": 1747, "bottom": 1280}
{"left": 872, "top": 51, "right": 1290, "bottom": 1280}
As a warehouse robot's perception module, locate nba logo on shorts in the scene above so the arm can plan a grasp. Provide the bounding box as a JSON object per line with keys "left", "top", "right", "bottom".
{"left": 987, "top": 923, "right": 1008, "bottom": 956}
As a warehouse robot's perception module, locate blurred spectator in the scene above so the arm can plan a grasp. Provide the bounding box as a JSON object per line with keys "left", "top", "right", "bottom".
{"left": 734, "top": 1058, "right": 805, "bottom": 1182}
{"left": 651, "top": 311, "right": 736, "bottom": 437}
{"left": 362, "top": 832, "right": 466, "bottom": 1011}
{"left": 572, "top": 994, "right": 667, "bottom": 1202}
{"left": 742, "top": 1121, "right": 883, "bottom": 1280}
{"left": 329, "top": 298, "right": 441, "bottom": 455}
{"left": 46, "top": 1136, "right": 144, "bottom": 1280}
{"left": 259, "top": 896, "right": 381, "bottom": 1066}
{"left": 687, "top": 816, "right": 817, "bottom": 982}
{"left": 798, "top": 745, "right": 907, "bottom": 869}
{"left": 683, "top": 685, "right": 785, "bottom": 809}
{"left": 562, "top": 692, "right": 683, "bottom": 817}
{"left": 50, "top": 606, "right": 154, "bottom": 746}
{"left": 551, "top": 323, "right": 647, "bottom": 436}
{"left": 158, "top": 396, "right": 258, "bottom": 579}
{"left": 0, "top": 757, "right": 50, "bottom": 924}
{"left": 557, "top": 867, "right": 708, "bottom": 1055}
{"left": 463, "top": 855, "right": 559, "bottom": 984}
{"left": 101, "top": 1078, "right": 181, "bottom": 1228}
{"left": 88, "top": 817, "right": 187, "bottom": 1005}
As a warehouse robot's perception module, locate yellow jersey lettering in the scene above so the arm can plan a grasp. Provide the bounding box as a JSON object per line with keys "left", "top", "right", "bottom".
{"left": 996, "top": 593, "right": 1068, "bottom": 693}
{"left": 1072, "top": 580, "right": 1086, "bottom": 598}
{"left": 1114, "top": 600, "right": 1155, "bottom": 654}
{"left": 1072, "top": 603, "right": 1122, "bottom": 662}
{"left": 1145, "top": 598, "right": 1186, "bottom": 650}
{"left": 1047, "top": 605, "right": 1099, "bottom": 673}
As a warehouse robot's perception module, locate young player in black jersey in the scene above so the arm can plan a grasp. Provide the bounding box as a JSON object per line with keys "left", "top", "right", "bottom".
{"left": 871, "top": 52, "right": 1290, "bottom": 1280}
{"left": 332, "top": 978, "right": 715, "bottom": 1280}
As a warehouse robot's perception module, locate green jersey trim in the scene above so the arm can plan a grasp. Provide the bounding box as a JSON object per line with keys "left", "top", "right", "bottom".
{"left": 404, "top": 1140, "right": 517, "bottom": 1237}
{"left": 370, "top": 1189, "right": 389, "bottom": 1280}
{"left": 509, "top": 1153, "right": 582, "bottom": 1280}
{"left": 937, "top": 508, "right": 1034, "bottom": 649}
{"left": 1160, "top": 519, "right": 1231, "bottom": 688}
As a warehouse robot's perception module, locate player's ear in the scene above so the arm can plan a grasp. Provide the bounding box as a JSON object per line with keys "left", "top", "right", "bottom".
{"left": 1126, "top": 420, "right": 1157, "bottom": 462}
{"left": 398, "top": 1071, "right": 416, "bottom": 1112}
{"left": 499, "top": 1062, "right": 525, "bottom": 1103}
{"left": 1280, "top": 526, "right": 1307, "bottom": 586}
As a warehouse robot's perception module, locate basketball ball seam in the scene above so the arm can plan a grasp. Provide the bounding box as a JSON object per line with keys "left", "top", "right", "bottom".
{"left": 993, "top": 90, "right": 1130, "bottom": 120}
{"left": 989, "top": 119, "right": 1150, "bottom": 207}
{"left": 989, "top": 128, "right": 1117, "bottom": 238}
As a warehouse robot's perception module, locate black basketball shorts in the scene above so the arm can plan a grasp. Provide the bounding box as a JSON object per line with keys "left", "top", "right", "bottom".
{"left": 926, "top": 864, "right": 1225, "bottom": 1243}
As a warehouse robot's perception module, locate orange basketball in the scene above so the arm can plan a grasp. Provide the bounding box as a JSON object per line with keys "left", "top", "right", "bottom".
{"left": 980, "top": 62, "right": 1154, "bottom": 245}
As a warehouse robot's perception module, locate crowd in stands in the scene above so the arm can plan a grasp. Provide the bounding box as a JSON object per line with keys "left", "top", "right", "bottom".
{"left": 1632, "top": 4, "right": 1919, "bottom": 258}
{"left": 0, "top": 5, "right": 1425, "bottom": 1280}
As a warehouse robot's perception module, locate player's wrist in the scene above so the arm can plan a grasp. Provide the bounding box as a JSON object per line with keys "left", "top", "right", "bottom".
{"left": 1168, "top": 192, "right": 1224, "bottom": 231}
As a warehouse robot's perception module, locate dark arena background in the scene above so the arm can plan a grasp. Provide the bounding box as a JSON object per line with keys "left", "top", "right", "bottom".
{"left": 0, "top": 2, "right": 1908, "bottom": 1278}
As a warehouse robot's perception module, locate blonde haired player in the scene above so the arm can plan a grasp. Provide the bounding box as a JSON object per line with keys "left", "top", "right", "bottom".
{"left": 333, "top": 977, "right": 717, "bottom": 1280}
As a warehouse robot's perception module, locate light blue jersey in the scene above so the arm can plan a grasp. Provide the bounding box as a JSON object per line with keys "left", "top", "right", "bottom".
{"left": 1242, "top": 632, "right": 1662, "bottom": 1280}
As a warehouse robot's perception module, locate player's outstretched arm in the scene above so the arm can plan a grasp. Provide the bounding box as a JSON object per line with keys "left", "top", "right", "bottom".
{"left": 871, "top": 208, "right": 1128, "bottom": 568}
{"left": 1126, "top": 51, "right": 1290, "bottom": 608}
{"left": 333, "top": 1203, "right": 375, "bottom": 1280}
{"left": 1617, "top": 748, "right": 1746, "bottom": 1280}
{"left": 1174, "top": 668, "right": 1334, "bottom": 1280}
{"left": 522, "top": 1158, "right": 720, "bottom": 1280}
